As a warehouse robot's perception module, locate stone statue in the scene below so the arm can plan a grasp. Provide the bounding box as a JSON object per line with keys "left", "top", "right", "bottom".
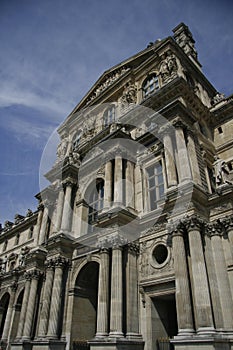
{"left": 1, "top": 256, "right": 7, "bottom": 273}
{"left": 56, "top": 136, "right": 68, "bottom": 161}
{"left": 212, "top": 92, "right": 225, "bottom": 105}
{"left": 159, "top": 52, "right": 178, "bottom": 84}
{"left": 67, "top": 150, "right": 81, "bottom": 167}
{"left": 213, "top": 156, "right": 232, "bottom": 187}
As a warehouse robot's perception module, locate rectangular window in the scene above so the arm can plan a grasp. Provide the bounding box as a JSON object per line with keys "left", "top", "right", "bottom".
{"left": 146, "top": 161, "right": 164, "bottom": 210}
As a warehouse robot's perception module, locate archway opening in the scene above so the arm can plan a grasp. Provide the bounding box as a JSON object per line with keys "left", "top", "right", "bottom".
{"left": 0, "top": 293, "right": 10, "bottom": 337}
{"left": 72, "top": 262, "right": 99, "bottom": 348}
{"left": 11, "top": 290, "right": 24, "bottom": 341}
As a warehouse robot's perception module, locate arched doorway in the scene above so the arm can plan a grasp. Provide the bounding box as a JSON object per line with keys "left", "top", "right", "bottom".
{"left": 0, "top": 293, "right": 10, "bottom": 338}
{"left": 71, "top": 262, "right": 99, "bottom": 348}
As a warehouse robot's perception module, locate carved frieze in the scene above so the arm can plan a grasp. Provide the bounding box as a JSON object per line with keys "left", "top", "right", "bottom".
{"left": 86, "top": 66, "right": 130, "bottom": 104}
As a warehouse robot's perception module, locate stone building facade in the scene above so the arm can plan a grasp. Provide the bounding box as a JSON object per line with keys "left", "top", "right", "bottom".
{"left": 0, "top": 23, "right": 233, "bottom": 350}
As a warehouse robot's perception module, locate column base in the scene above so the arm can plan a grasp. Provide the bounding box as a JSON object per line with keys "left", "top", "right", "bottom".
{"left": 89, "top": 337, "right": 144, "bottom": 350}
{"left": 177, "top": 328, "right": 195, "bottom": 337}
{"left": 197, "top": 327, "right": 216, "bottom": 336}
{"left": 108, "top": 331, "right": 124, "bottom": 338}
{"left": 11, "top": 339, "right": 66, "bottom": 350}
{"left": 172, "top": 333, "right": 233, "bottom": 350}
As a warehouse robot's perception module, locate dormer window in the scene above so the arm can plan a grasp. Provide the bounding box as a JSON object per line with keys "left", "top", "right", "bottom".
{"left": 142, "top": 74, "right": 159, "bottom": 99}
{"left": 103, "top": 105, "right": 116, "bottom": 127}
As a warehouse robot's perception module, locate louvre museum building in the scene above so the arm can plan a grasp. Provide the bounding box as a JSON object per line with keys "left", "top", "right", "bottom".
{"left": 0, "top": 23, "right": 233, "bottom": 350}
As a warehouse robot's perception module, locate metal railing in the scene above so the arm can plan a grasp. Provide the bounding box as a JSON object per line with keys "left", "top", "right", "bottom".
{"left": 157, "top": 337, "right": 174, "bottom": 350}
{"left": 73, "top": 340, "right": 90, "bottom": 350}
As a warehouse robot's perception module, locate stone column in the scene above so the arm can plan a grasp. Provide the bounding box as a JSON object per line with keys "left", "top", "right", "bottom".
{"left": 162, "top": 126, "right": 177, "bottom": 188}
{"left": 38, "top": 202, "right": 50, "bottom": 245}
{"left": 134, "top": 162, "right": 143, "bottom": 213}
{"left": 16, "top": 274, "right": 31, "bottom": 339}
{"left": 22, "top": 270, "right": 41, "bottom": 340}
{"left": 1, "top": 282, "right": 17, "bottom": 342}
{"left": 61, "top": 181, "right": 74, "bottom": 232}
{"left": 75, "top": 199, "right": 89, "bottom": 237}
{"left": 170, "top": 223, "right": 194, "bottom": 335}
{"left": 125, "top": 160, "right": 135, "bottom": 208}
{"left": 126, "top": 243, "right": 141, "bottom": 339}
{"left": 186, "top": 129, "right": 202, "bottom": 185}
{"left": 96, "top": 248, "right": 110, "bottom": 337}
{"left": 173, "top": 119, "right": 192, "bottom": 183}
{"left": 222, "top": 216, "right": 233, "bottom": 298}
{"left": 114, "top": 155, "right": 123, "bottom": 205}
{"left": 224, "top": 216, "right": 233, "bottom": 256}
{"left": 185, "top": 216, "right": 215, "bottom": 334}
{"left": 208, "top": 222, "right": 233, "bottom": 330}
{"left": 54, "top": 185, "right": 65, "bottom": 232}
{"left": 35, "top": 204, "right": 44, "bottom": 245}
{"left": 37, "top": 260, "right": 55, "bottom": 338}
{"left": 47, "top": 257, "right": 66, "bottom": 339}
{"left": 109, "top": 241, "right": 123, "bottom": 337}
{"left": 104, "top": 160, "right": 113, "bottom": 209}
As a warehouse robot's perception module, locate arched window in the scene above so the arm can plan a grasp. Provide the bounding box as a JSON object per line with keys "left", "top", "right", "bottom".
{"left": 103, "top": 105, "right": 116, "bottom": 127}
{"left": 87, "top": 179, "right": 105, "bottom": 228}
{"left": 142, "top": 74, "right": 159, "bottom": 99}
{"left": 73, "top": 130, "right": 82, "bottom": 150}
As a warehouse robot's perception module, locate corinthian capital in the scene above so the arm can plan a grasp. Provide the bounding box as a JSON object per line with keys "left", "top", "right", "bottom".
{"left": 219, "top": 215, "right": 233, "bottom": 233}
{"left": 181, "top": 214, "right": 205, "bottom": 231}
{"left": 205, "top": 221, "right": 222, "bottom": 237}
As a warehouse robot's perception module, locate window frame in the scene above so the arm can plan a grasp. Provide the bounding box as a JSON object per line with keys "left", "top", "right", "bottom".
{"left": 142, "top": 74, "right": 159, "bottom": 99}
{"left": 103, "top": 105, "right": 116, "bottom": 127}
{"left": 144, "top": 159, "right": 165, "bottom": 212}
{"left": 87, "top": 179, "right": 105, "bottom": 230}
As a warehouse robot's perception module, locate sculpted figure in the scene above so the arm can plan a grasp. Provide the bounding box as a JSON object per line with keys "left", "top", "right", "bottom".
{"left": 1, "top": 256, "right": 7, "bottom": 272}
{"left": 213, "top": 156, "right": 232, "bottom": 187}
{"left": 56, "top": 136, "right": 68, "bottom": 160}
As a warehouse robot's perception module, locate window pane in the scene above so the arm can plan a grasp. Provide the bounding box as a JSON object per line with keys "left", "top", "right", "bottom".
{"left": 147, "top": 161, "right": 164, "bottom": 210}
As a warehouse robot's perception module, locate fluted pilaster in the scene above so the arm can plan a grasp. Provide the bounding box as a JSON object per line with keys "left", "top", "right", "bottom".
{"left": 134, "top": 163, "right": 143, "bottom": 213}
{"left": 161, "top": 125, "right": 177, "bottom": 188}
{"left": 54, "top": 185, "right": 65, "bottom": 232}
{"left": 104, "top": 161, "right": 113, "bottom": 209}
{"left": 207, "top": 222, "right": 233, "bottom": 330}
{"left": 61, "top": 180, "right": 75, "bottom": 232}
{"left": 38, "top": 202, "right": 50, "bottom": 245}
{"left": 96, "top": 248, "right": 110, "bottom": 337}
{"left": 184, "top": 216, "right": 215, "bottom": 334}
{"left": 126, "top": 243, "right": 140, "bottom": 338}
{"left": 114, "top": 155, "right": 123, "bottom": 205}
{"left": 109, "top": 242, "right": 123, "bottom": 337}
{"left": 125, "top": 160, "right": 135, "bottom": 208}
{"left": 37, "top": 260, "right": 55, "bottom": 338}
{"left": 22, "top": 270, "right": 41, "bottom": 340}
{"left": 47, "top": 257, "right": 67, "bottom": 339}
{"left": 186, "top": 129, "right": 202, "bottom": 185}
{"left": 173, "top": 119, "right": 192, "bottom": 183}
{"left": 16, "top": 274, "right": 31, "bottom": 339}
{"left": 169, "top": 223, "right": 194, "bottom": 335}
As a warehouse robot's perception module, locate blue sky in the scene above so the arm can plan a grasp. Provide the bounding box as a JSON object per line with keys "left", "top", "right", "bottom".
{"left": 0, "top": 0, "right": 232, "bottom": 224}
